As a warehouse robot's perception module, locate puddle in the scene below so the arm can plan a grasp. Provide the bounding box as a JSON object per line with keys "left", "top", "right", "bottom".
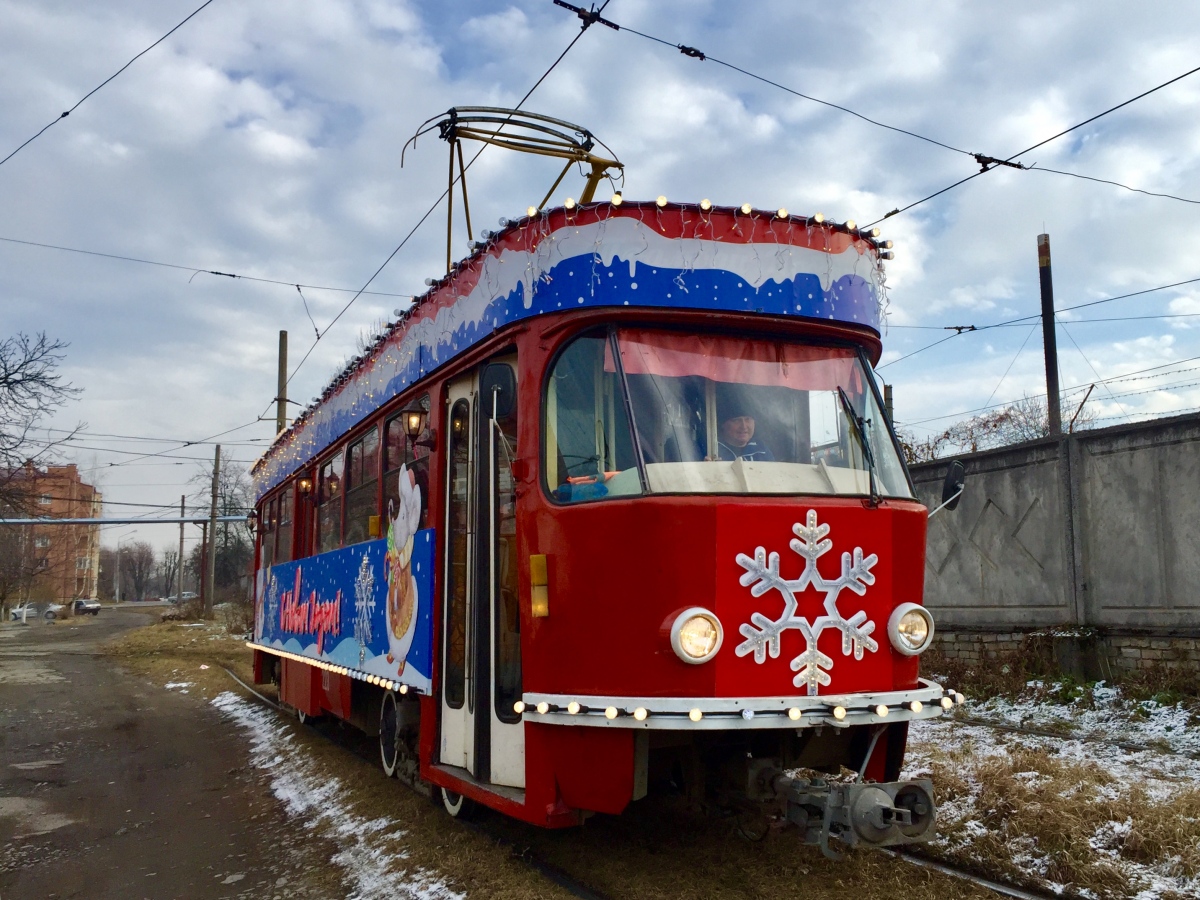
{"left": 10, "top": 759, "right": 65, "bottom": 771}
{"left": 0, "top": 797, "right": 78, "bottom": 837}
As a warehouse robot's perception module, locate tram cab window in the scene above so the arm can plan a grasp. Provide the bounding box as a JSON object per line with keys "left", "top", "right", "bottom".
{"left": 317, "top": 451, "right": 344, "bottom": 554}
{"left": 543, "top": 328, "right": 913, "bottom": 501}
{"left": 344, "top": 427, "right": 380, "bottom": 546}
{"left": 384, "top": 395, "right": 430, "bottom": 530}
{"left": 276, "top": 487, "right": 294, "bottom": 564}
{"left": 544, "top": 333, "right": 641, "bottom": 504}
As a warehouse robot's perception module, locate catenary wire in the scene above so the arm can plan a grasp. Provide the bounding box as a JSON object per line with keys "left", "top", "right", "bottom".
{"left": 879, "top": 276, "right": 1200, "bottom": 369}
{"left": 0, "top": 0, "right": 218, "bottom": 169}
{"left": 982, "top": 324, "right": 1039, "bottom": 409}
{"left": 0, "top": 236, "right": 414, "bottom": 299}
{"left": 1055, "top": 315, "right": 1131, "bottom": 420}
{"left": 276, "top": 3, "right": 612, "bottom": 400}
{"left": 866, "top": 61, "right": 1200, "bottom": 225}
{"left": 598, "top": 14, "right": 973, "bottom": 158}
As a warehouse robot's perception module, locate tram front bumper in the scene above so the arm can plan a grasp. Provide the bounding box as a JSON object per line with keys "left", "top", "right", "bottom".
{"left": 517, "top": 678, "right": 962, "bottom": 730}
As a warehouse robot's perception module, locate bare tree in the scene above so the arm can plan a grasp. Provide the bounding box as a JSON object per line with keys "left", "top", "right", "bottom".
{"left": 0, "top": 333, "right": 80, "bottom": 616}
{"left": 0, "top": 333, "right": 81, "bottom": 507}
{"left": 122, "top": 541, "right": 156, "bottom": 601}
{"left": 97, "top": 547, "right": 116, "bottom": 601}
{"left": 156, "top": 548, "right": 180, "bottom": 598}
{"left": 189, "top": 459, "right": 253, "bottom": 598}
{"left": 899, "top": 394, "right": 1097, "bottom": 463}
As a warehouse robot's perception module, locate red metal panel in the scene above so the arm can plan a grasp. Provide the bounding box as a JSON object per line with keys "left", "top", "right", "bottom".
{"left": 319, "top": 668, "right": 352, "bottom": 719}
{"left": 539, "top": 724, "right": 634, "bottom": 816}
{"left": 280, "top": 657, "right": 321, "bottom": 716}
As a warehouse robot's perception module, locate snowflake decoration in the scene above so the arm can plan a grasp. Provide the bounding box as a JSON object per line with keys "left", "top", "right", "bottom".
{"left": 735, "top": 510, "right": 879, "bottom": 694}
{"left": 354, "top": 553, "right": 376, "bottom": 664}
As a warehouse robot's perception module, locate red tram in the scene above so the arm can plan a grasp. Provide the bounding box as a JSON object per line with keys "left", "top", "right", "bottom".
{"left": 249, "top": 198, "right": 963, "bottom": 855}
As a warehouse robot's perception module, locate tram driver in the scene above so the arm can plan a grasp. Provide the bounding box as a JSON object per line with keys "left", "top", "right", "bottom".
{"left": 716, "top": 410, "right": 774, "bottom": 462}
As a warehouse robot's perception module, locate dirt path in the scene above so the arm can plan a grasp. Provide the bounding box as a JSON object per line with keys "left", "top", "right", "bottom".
{"left": 0, "top": 608, "right": 341, "bottom": 899}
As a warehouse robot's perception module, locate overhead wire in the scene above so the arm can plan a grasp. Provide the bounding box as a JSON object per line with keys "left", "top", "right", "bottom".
{"left": 866, "top": 61, "right": 1200, "bottom": 225}
{"left": 0, "top": 236, "right": 414, "bottom": 299}
{"left": 880, "top": 275, "right": 1200, "bottom": 369}
{"left": 1055, "top": 315, "right": 1131, "bottom": 421}
{"left": 0, "top": 0, "right": 218, "bottom": 169}
{"left": 273, "top": 2, "right": 613, "bottom": 406}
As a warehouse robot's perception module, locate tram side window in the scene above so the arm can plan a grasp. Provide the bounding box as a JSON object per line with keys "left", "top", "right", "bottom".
{"left": 276, "top": 487, "right": 294, "bottom": 564}
{"left": 443, "top": 399, "right": 470, "bottom": 710}
{"left": 344, "top": 427, "right": 379, "bottom": 546}
{"left": 492, "top": 367, "right": 521, "bottom": 724}
{"left": 384, "top": 396, "right": 431, "bottom": 531}
{"left": 260, "top": 497, "right": 277, "bottom": 568}
{"left": 317, "top": 451, "right": 344, "bottom": 554}
{"left": 544, "top": 333, "right": 640, "bottom": 504}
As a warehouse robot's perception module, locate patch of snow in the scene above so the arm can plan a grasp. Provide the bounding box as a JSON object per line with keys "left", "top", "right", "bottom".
{"left": 905, "top": 717, "right": 1200, "bottom": 898}
{"left": 211, "top": 692, "right": 462, "bottom": 900}
{"left": 960, "top": 680, "right": 1200, "bottom": 757}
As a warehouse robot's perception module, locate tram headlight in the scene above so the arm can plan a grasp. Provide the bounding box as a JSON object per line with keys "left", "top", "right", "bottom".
{"left": 669, "top": 608, "right": 723, "bottom": 665}
{"left": 887, "top": 603, "right": 935, "bottom": 656}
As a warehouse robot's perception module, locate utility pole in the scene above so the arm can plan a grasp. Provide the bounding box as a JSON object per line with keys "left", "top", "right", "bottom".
{"left": 276, "top": 330, "right": 288, "bottom": 434}
{"left": 205, "top": 444, "right": 220, "bottom": 618}
{"left": 177, "top": 495, "right": 185, "bottom": 601}
{"left": 1038, "top": 233, "right": 1062, "bottom": 435}
{"left": 883, "top": 384, "right": 894, "bottom": 426}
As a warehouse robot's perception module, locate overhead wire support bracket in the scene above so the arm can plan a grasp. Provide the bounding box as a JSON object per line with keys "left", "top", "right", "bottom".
{"left": 552, "top": 0, "right": 619, "bottom": 31}
{"left": 972, "top": 153, "right": 1028, "bottom": 173}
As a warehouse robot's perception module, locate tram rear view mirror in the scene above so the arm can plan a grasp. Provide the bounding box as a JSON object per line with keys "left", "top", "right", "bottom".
{"left": 929, "top": 459, "right": 966, "bottom": 519}
{"left": 482, "top": 363, "right": 517, "bottom": 419}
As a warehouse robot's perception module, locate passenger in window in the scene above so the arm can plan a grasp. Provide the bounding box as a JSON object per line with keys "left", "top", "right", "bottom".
{"left": 717, "top": 411, "right": 774, "bottom": 462}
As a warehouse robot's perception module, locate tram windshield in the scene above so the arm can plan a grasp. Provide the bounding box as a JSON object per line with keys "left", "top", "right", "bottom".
{"left": 545, "top": 328, "right": 912, "bottom": 502}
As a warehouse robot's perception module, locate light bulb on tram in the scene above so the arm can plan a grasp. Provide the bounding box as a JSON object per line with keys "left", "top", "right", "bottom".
{"left": 669, "top": 608, "right": 723, "bottom": 664}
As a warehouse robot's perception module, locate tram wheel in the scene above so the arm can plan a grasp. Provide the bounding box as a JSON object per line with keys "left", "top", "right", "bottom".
{"left": 379, "top": 691, "right": 400, "bottom": 778}
{"left": 440, "top": 787, "right": 477, "bottom": 820}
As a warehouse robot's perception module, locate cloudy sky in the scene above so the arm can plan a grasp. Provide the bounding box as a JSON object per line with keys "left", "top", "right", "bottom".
{"left": 4, "top": 0, "right": 1200, "bottom": 551}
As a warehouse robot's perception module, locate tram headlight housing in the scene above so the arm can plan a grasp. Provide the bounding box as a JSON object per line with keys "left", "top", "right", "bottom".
{"left": 669, "top": 608, "right": 723, "bottom": 665}
{"left": 887, "top": 603, "right": 935, "bottom": 656}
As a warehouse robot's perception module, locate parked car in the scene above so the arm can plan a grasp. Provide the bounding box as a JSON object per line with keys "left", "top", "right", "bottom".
{"left": 73, "top": 598, "right": 101, "bottom": 616}
{"left": 169, "top": 592, "right": 199, "bottom": 605}
{"left": 9, "top": 602, "right": 65, "bottom": 621}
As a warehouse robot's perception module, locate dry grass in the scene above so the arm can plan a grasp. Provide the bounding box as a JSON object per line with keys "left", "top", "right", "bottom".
{"left": 918, "top": 733, "right": 1200, "bottom": 899}
{"left": 104, "top": 620, "right": 993, "bottom": 899}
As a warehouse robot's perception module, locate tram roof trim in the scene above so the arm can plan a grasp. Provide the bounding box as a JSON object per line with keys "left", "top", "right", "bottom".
{"left": 252, "top": 201, "right": 888, "bottom": 501}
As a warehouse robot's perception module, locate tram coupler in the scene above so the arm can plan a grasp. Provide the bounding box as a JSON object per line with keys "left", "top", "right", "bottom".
{"left": 771, "top": 774, "right": 937, "bottom": 859}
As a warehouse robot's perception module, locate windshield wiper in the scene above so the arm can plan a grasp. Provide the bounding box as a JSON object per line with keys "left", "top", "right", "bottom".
{"left": 837, "top": 387, "right": 880, "bottom": 508}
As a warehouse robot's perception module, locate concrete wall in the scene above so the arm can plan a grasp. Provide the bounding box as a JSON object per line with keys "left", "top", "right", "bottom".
{"left": 911, "top": 411, "right": 1200, "bottom": 636}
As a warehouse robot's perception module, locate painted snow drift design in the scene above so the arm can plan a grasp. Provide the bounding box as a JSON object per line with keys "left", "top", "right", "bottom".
{"left": 252, "top": 204, "right": 886, "bottom": 500}
{"left": 735, "top": 510, "right": 879, "bottom": 694}
{"left": 254, "top": 528, "right": 435, "bottom": 693}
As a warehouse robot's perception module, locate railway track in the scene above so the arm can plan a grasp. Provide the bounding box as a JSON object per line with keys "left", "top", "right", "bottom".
{"left": 221, "top": 668, "right": 1078, "bottom": 900}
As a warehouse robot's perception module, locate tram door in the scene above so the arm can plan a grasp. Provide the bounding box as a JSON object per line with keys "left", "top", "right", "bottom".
{"left": 440, "top": 357, "right": 525, "bottom": 789}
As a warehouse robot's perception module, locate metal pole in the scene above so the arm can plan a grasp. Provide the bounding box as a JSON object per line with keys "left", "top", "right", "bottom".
{"left": 206, "top": 445, "right": 220, "bottom": 617}
{"left": 1038, "top": 233, "right": 1062, "bottom": 435}
{"left": 115, "top": 544, "right": 120, "bottom": 604}
{"left": 276, "top": 331, "right": 288, "bottom": 434}
{"left": 178, "top": 495, "right": 185, "bottom": 601}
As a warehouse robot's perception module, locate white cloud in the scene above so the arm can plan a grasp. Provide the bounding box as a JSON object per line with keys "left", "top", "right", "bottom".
{"left": 6, "top": 0, "right": 1200, "bottom": 547}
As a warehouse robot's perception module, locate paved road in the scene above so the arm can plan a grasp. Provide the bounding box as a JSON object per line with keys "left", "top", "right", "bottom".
{"left": 0, "top": 608, "right": 338, "bottom": 899}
